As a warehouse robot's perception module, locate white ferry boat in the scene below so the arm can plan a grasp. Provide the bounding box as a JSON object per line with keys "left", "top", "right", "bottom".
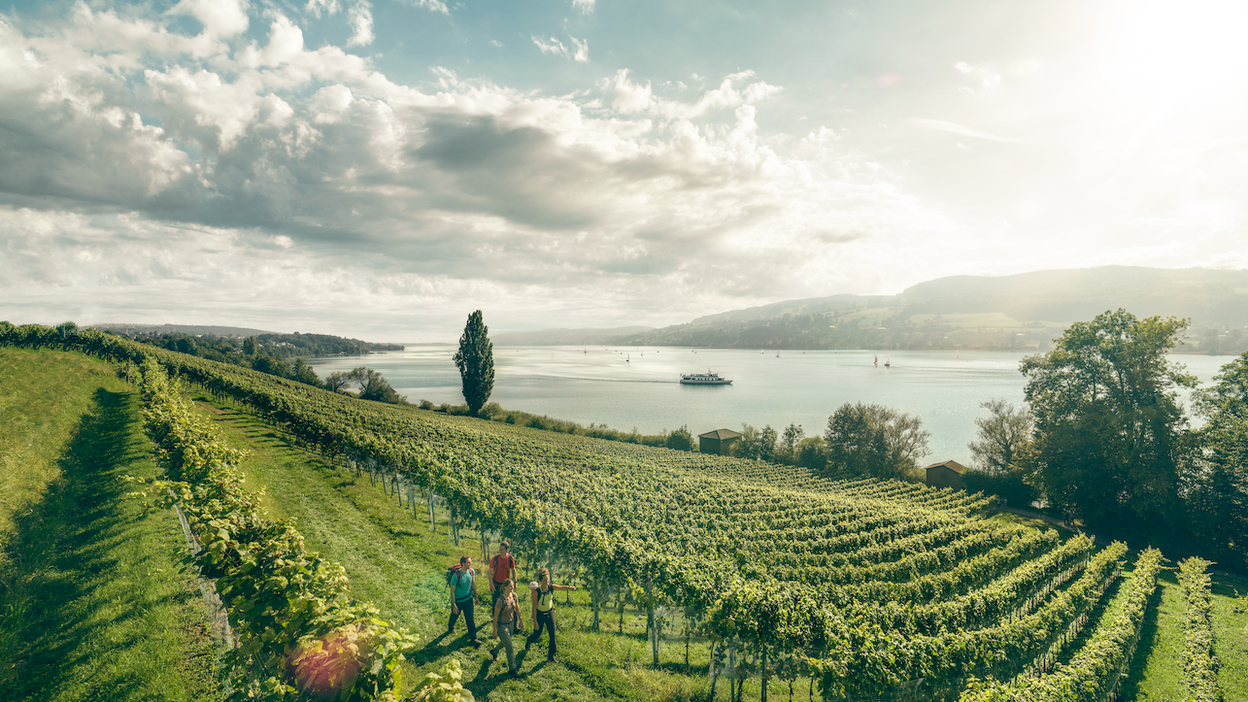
{"left": 680, "top": 371, "right": 733, "bottom": 385}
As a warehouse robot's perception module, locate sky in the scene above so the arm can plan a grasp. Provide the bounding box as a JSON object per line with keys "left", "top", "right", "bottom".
{"left": 2, "top": 0, "right": 1248, "bottom": 341}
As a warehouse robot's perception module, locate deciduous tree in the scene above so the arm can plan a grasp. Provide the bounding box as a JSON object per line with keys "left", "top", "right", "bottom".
{"left": 1190, "top": 352, "right": 1248, "bottom": 571}
{"left": 292, "top": 358, "right": 320, "bottom": 386}
{"left": 347, "top": 366, "right": 403, "bottom": 403}
{"left": 1021, "top": 309, "right": 1193, "bottom": 539}
{"left": 968, "top": 399, "right": 1034, "bottom": 474}
{"left": 824, "top": 403, "right": 929, "bottom": 480}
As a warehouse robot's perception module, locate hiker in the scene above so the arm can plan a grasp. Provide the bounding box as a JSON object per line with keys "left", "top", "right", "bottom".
{"left": 489, "top": 539, "right": 518, "bottom": 611}
{"left": 525, "top": 568, "right": 575, "bottom": 663}
{"left": 489, "top": 578, "right": 524, "bottom": 677}
{"left": 447, "top": 555, "right": 481, "bottom": 646}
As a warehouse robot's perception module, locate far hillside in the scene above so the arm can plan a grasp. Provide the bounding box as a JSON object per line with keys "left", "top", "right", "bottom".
{"left": 611, "top": 266, "right": 1248, "bottom": 352}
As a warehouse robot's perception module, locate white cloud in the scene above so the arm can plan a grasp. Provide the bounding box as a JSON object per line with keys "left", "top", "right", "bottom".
{"left": 347, "top": 1, "right": 375, "bottom": 46}
{"left": 305, "top": 0, "right": 342, "bottom": 18}
{"left": 571, "top": 36, "right": 589, "bottom": 63}
{"left": 573, "top": 0, "right": 595, "bottom": 14}
{"left": 169, "top": 0, "right": 250, "bottom": 38}
{"left": 0, "top": 4, "right": 1031, "bottom": 334}
{"left": 530, "top": 34, "right": 589, "bottom": 62}
{"left": 532, "top": 35, "right": 569, "bottom": 59}
{"left": 401, "top": 0, "right": 450, "bottom": 15}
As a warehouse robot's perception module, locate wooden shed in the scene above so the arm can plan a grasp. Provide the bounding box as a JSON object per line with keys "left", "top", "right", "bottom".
{"left": 698, "top": 428, "right": 742, "bottom": 456}
{"left": 925, "top": 459, "right": 967, "bottom": 490}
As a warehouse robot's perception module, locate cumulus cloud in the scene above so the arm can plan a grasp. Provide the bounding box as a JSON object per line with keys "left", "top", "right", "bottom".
{"left": 170, "top": 0, "right": 250, "bottom": 38}
{"left": 573, "top": 0, "right": 595, "bottom": 15}
{"left": 0, "top": 4, "right": 971, "bottom": 335}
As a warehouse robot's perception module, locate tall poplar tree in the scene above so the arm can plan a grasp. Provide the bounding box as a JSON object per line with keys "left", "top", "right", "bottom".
{"left": 454, "top": 310, "right": 494, "bottom": 416}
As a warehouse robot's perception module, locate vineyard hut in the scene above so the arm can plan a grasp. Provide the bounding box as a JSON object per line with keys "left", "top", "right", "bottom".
{"left": 698, "top": 428, "right": 742, "bottom": 455}
{"left": 925, "top": 459, "right": 966, "bottom": 490}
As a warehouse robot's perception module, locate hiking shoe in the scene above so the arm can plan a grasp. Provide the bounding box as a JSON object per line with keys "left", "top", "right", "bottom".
{"left": 490, "top": 650, "right": 498, "bottom": 662}
{"left": 547, "top": 657, "right": 557, "bottom": 663}
{"left": 510, "top": 670, "right": 520, "bottom": 678}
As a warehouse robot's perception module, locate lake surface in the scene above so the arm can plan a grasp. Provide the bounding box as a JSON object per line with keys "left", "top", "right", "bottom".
{"left": 309, "top": 347, "right": 1234, "bottom": 466}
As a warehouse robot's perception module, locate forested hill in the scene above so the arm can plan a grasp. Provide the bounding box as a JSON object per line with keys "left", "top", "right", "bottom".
{"left": 613, "top": 266, "right": 1248, "bottom": 352}
{"left": 101, "top": 329, "right": 403, "bottom": 365}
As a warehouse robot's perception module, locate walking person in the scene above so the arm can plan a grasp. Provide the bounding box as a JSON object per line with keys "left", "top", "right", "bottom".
{"left": 489, "top": 579, "right": 524, "bottom": 677}
{"left": 525, "top": 568, "right": 576, "bottom": 663}
{"left": 447, "top": 555, "right": 481, "bottom": 646}
{"left": 489, "top": 539, "right": 518, "bottom": 612}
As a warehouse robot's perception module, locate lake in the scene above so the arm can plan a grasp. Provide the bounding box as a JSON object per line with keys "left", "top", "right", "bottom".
{"left": 309, "top": 347, "right": 1234, "bottom": 466}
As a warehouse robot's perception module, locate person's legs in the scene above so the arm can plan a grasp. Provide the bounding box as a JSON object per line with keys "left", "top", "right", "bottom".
{"left": 447, "top": 606, "right": 460, "bottom": 634}
{"left": 462, "top": 598, "right": 478, "bottom": 641}
{"left": 546, "top": 610, "right": 557, "bottom": 660}
{"left": 499, "top": 621, "right": 516, "bottom": 672}
{"left": 524, "top": 612, "right": 547, "bottom": 651}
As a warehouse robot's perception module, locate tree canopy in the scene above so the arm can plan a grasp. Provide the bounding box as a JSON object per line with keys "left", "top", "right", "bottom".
{"left": 348, "top": 367, "right": 403, "bottom": 404}
{"left": 453, "top": 310, "right": 494, "bottom": 416}
{"left": 1190, "top": 351, "right": 1248, "bottom": 571}
{"left": 1021, "top": 309, "right": 1194, "bottom": 539}
{"left": 823, "top": 402, "right": 929, "bottom": 480}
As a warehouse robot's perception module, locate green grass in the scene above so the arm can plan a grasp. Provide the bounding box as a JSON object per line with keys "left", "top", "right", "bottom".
{"left": 1119, "top": 567, "right": 1186, "bottom": 702}
{"left": 0, "top": 348, "right": 224, "bottom": 701}
{"left": 1211, "top": 574, "right": 1248, "bottom": 702}
{"left": 193, "top": 393, "right": 822, "bottom": 702}
{"left": 0, "top": 348, "right": 130, "bottom": 559}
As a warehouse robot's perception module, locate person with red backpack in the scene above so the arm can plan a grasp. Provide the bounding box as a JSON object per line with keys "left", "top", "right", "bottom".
{"left": 489, "top": 539, "right": 518, "bottom": 613}
{"left": 446, "top": 555, "right": 481, "bottom": 646}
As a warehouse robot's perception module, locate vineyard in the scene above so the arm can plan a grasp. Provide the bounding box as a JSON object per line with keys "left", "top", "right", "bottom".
{"left": 3, "top": 323, "right": 1247, "bottom": 702}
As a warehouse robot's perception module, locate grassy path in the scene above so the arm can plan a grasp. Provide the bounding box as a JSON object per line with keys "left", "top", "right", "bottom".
{"left": 1118, "top": 568, "right": 1187, "bottom": 702}
{"left": 0, "top": 349, "right": 224, "bottom": 701}
{"left": 1211, "top": 575, "right": 1248, "bottom": 701}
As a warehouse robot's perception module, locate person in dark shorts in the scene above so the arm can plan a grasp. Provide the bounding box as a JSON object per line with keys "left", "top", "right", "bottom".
{"left": 447, "top": 555, "right": 480, "bottom": 646}
{"left": 524, "top": 568, "right": 575, "bottom": 663}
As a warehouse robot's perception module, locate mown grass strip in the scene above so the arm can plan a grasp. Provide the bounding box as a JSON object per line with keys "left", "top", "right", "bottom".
{"left": 0, "top": 351, "right": 225, "bottom": 702}
{"left": 0, "top": 348, "right": 130, "bottom": 558}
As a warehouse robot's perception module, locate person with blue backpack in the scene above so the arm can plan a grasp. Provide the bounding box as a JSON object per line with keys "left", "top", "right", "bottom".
{"left": 446, "top": 555, "right": 481, "bottom": 646}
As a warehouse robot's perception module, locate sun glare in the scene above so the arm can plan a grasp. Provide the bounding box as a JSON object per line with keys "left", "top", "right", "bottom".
{"left": 1095, "top": 0, "right": 1248, "bottom": 114}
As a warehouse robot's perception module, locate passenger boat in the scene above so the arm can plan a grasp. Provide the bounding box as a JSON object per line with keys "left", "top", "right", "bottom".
{"left": 680, "top": 371, "right": 733, "bottom": 385}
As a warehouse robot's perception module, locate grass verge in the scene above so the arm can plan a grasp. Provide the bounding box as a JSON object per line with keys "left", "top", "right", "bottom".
{"left": 0, "top": 349, "right": 224, "bottom": 701}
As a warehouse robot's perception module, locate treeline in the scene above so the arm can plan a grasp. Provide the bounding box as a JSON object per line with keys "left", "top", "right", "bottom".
{"left": 96, "top": 326, "right": 407, "bottom": 404}
{"left": 108, "top": 328, "right": 401, "bottom": 366}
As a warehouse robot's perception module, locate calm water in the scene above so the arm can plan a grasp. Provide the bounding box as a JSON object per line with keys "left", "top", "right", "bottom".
{"left": 309, "top": 347, "right": 1233, "bottom": 466}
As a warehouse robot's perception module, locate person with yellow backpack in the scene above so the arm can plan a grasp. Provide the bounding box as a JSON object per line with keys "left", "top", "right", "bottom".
{"left": 524, "top": 568, "right": 575, "bottom": 663}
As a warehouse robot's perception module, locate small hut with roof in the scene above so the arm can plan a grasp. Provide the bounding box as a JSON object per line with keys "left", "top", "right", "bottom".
{"left": 698, "top": 428, "right": 742, "bottom": 456}
{"left": 924, "top": 459, "right": 967, "bottom": 489}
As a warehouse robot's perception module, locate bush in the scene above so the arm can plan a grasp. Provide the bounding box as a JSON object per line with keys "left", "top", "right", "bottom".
{"left": 963, "top": 468, "right": 1037, "bottom": 507}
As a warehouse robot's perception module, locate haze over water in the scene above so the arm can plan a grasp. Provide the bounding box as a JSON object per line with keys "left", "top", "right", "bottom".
{"left": 311, "top": 347, "right": 1231, "bottom": 466}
